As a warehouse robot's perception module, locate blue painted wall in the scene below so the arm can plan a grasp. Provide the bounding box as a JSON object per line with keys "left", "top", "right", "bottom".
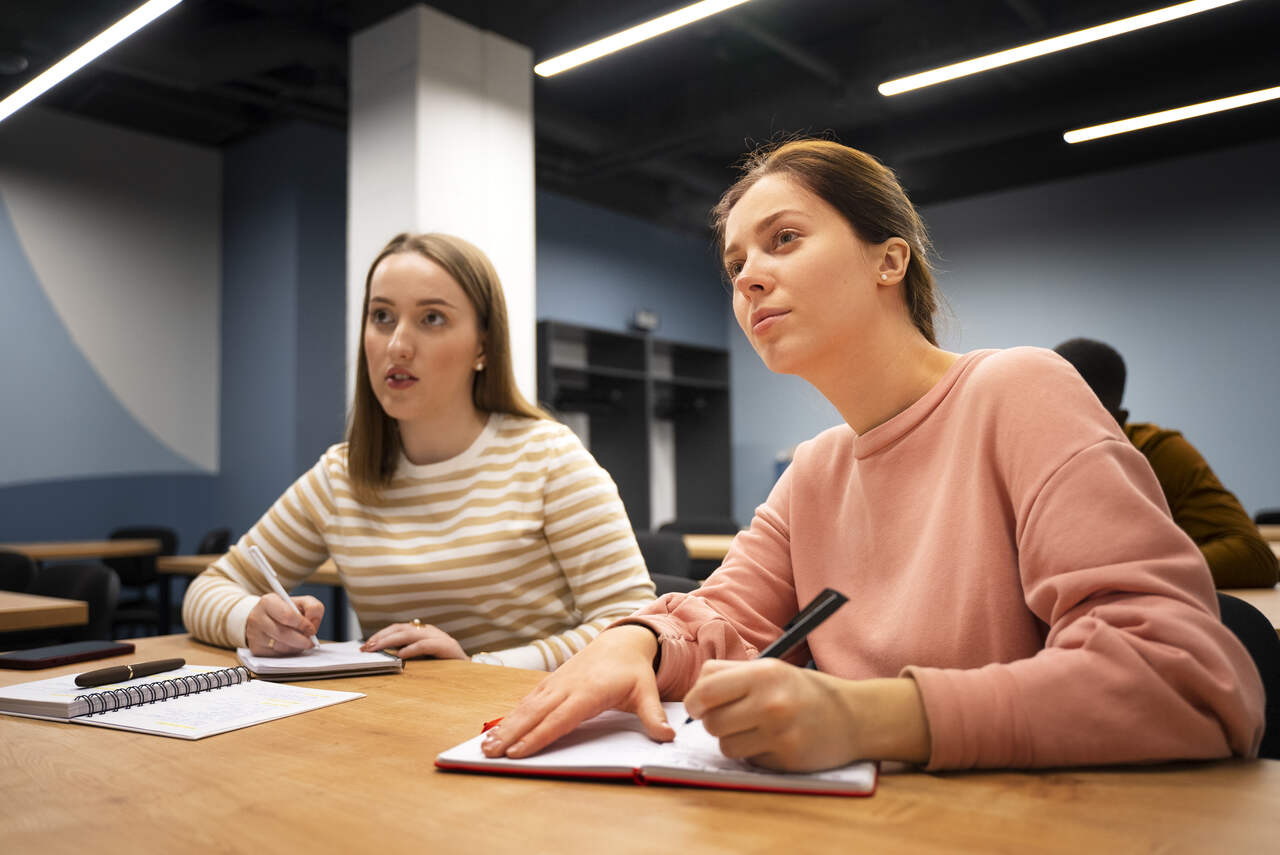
{"left": 536, "top": 190, "right": 727, "bottom": 349}
{"left": 729, "top": 137, "right": 1280, "bottom": 524}
{"left": 217, "top": 123, "right": 347, "bottom": 538}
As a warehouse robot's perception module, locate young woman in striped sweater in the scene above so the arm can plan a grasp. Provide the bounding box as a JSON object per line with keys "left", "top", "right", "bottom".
{"left": 182, "top": 233, "right": 655, "bottom": 670}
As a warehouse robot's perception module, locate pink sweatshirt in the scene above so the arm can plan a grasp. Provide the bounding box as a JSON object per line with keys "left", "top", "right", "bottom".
{"left": 628, "top": 348, "right": 1263, "bottom": 770}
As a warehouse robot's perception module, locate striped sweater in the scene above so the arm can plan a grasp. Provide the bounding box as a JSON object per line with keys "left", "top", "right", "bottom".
{"left": 182, "top": 414, "right": 655, "bottom": 670}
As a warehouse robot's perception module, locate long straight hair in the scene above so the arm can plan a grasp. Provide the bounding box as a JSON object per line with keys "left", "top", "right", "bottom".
{"left": 346, "top": 233, "right": 545, "bottom": 500}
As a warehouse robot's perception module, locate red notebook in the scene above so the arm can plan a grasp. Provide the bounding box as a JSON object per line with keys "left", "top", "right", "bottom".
{"left": 435, "top": 702, "right": 877, "bottom": 797}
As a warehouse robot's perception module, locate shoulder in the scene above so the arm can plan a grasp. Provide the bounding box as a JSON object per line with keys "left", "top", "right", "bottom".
{"left": 485, "top": 413, "right": 591, "bottom": 467}
{"left": 315, "top": 443, "right": 351, "bottom": 476}
{"left": 792, "top": 422, "right": 856, "bottom": 465}
{"left": 489, "top": 413, "right": 579, "bottom": 448}
{"left": 1125, "top": 421, "right": 1184, "bottom": 451}
{"left": 1125, "top": 422, "right": 1205, "bottom": 469}
{"left": 964, "top": 346, "right": 1082, "bottom": 394}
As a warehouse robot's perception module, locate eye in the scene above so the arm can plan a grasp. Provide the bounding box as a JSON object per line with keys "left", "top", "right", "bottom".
{"left": 724, "top": 259, "right": 744, "bottom": 278}
{"left": 774, "top": 229, "right": 799, "bottom": 248}
{"left": 370, "top": 308, "right": 393, "bottom": 326}
{"left": 423, "top": 310, "right": 447, "bottom": 327}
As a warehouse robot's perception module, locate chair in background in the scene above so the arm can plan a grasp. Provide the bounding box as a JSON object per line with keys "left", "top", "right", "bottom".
{"left": 651, "top": 573, "right": 698, "bottom": 596}
{"left": 657, "top": 517, "right": 741, "bottom": 536}
{"left": 196, "top": 527, "right": 232, "bottom": 555}
{"left": 0, "top": 562, "right": 120, "bottom": 649}
{"left": 0, "top": 550, "right": 35, "bottom": 592}
{"left": 1254, "top": 509, "right": 1280, "bottom": 525}
{"left": 104, "top": 525, "right": 178, "bottom": 638}
{"left": 1217, "top": 593, "right": 1280, "bottom": 759}
{"left": 635, "top": 531, "right": 693, "bottom": 579}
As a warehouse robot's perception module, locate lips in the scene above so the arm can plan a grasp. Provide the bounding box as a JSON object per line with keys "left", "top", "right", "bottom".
{"left": 385, "top": 367, "right": 419, "bottom": 389}
{"left": 749, "top": 306, "right": 790, "bottom": 335}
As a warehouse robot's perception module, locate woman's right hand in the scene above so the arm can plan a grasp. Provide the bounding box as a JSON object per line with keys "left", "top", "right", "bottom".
{"left": 481, "top": 624, "right": 674, "bottom": 758}
{"left": 245, "top": 593, "right": 324, "bottom": 656}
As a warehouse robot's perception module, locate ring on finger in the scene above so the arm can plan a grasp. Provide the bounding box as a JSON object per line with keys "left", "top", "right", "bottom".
{"left": 411, "top": 618, "right": 424, "bottom": 629}
{"left": 267, "top": 636, "right": 276, "bottom": 650}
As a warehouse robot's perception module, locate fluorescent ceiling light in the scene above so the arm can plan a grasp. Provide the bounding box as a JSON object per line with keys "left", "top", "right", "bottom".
{"left": 878, "top": 0, "right": 1243, "bottom": 96}
{"left": 1064, "top": 84, "right": 1280, "bottom": 143}
{"left": 0, "top": 0, "right": 183, "bottom": 124}
{"left": 535, "top": 0, "right": 752, "bottom": 77}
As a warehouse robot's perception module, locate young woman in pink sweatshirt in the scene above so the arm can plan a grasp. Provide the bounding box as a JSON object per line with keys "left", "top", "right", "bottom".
{"left": 481, "top": 139, "right": 1264, "bottom": 771}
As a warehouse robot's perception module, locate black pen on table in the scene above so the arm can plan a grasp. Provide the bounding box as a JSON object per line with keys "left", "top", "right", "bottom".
{"left": 683, "top": 587, "right": 849, "bottom": 723}
{"left": 75, "top": 658, "right": 186, "bottom": 689}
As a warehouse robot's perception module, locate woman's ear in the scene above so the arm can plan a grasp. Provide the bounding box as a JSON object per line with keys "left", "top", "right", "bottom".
{"left": 875, "top": 238, "right": 911, "bottom": 285}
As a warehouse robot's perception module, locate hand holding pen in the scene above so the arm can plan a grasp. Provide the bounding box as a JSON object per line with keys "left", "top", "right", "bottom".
{"left": 682, "top": 587, "right": 930, "bottom": 772}
{"left": 243, "top": 545, "right": 324, "bottom": 655}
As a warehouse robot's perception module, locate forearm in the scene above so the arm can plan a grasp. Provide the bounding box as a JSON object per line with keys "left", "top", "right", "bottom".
{"left": 1201, "top": 535, "right": 1280, "bottom": 588}
{"left": 181, "top": 570, "right": 259, "bottom": 648}
{"left": 831, "top": 676, "right": 931, "bottom": 765}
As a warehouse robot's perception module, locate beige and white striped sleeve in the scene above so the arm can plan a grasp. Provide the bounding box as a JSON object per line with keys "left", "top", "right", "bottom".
{"left": 181, "top": 452, "right": 336, "bottom": 648}
{"left": 487, "top": 425, "right": 655, "bottom": 670}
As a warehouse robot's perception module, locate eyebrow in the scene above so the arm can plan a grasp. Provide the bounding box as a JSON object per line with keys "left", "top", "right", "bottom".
{"left": 722, "top": 208, "right": 808, "bottom": 261}
{"left": 369, "top": 296, "right": 457, "bottom": 308}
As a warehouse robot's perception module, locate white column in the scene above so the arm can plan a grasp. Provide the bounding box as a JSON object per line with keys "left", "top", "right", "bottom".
{"left": 348, "top": 4, "right": 536, "bottom": 403}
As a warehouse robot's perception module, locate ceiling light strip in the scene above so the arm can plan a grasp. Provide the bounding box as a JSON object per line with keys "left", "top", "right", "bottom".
{"left": 878, "top": 0, "right": 1243, "bottom": 96}
{"left": 1063, "top": 85, "right": 1280, "bottom": 143}
{"left": 0, "top": 0, "right": 183, "bottom": 124}
{"left": 535, "top": 0, "right": 752, "bottom": 77}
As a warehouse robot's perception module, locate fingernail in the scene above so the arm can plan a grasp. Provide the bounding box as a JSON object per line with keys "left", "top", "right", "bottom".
{"left": 507, "top": 740, "right": 527, "bottom": 758}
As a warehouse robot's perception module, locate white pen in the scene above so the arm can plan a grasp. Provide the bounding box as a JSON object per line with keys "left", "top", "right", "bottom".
{"left": 247, "top": 545, "right": 320, "bottom": 648}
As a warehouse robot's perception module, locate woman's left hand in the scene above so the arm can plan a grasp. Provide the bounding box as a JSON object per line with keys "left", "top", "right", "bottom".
{"left": 361, "top": 621, "right": 468, "bottom": 660}
{"left": 683, "top": 659, "right": 931, "bottom": 772}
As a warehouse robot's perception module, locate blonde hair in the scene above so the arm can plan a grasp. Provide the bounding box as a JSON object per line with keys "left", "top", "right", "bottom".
{"left": 347, "top": 233, "right": 545, "bottom": 499}
{"left": 712, "top": 139, "right": 940, "bottom": 345}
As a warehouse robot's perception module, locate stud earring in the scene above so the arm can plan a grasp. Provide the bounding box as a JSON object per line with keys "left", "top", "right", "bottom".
{"left": 880, "top": 273, "right": 888, "bottom": 281}
{"left": 474, "top": 361, "right": 485, "bottom": 372}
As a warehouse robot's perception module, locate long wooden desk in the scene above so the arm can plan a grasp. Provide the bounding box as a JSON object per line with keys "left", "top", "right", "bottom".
{"left": 2, "top": 539, "right": 162, "bottom": 562}
{"left": 0, "top": 591, "right": 88, "bottom": 632}
{"left": 682, "top": 533, "right": 735, "bottom": 561}
{"left": 1, "top": 635, "right": 1275, "bottom": 853}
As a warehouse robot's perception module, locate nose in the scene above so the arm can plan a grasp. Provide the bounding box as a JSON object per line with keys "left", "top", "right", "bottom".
{"left": 387, "top": 321, "right": 413, "bottom": 360}
{"left": 733, "top": 253, "right": 772, "bottom": 298}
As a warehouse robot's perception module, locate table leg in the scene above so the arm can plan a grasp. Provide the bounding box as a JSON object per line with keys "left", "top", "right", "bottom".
{"left": 333, "top": 587, "right": 348, "bottom": 641}
{"left": 157, "top": 577, "right": 171, "bottom": 635}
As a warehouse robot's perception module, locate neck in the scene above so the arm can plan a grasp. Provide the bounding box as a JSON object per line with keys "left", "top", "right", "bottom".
{"left": 804, "top": 323, "right": 958, "bottom": 435}
{"left": 397, "top": 404, "right": 488, "bottom": 465}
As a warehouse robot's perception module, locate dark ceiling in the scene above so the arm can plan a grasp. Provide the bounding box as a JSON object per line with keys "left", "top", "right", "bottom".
{"left": 3, "top": 0, "right": 1278, "bottom": 233}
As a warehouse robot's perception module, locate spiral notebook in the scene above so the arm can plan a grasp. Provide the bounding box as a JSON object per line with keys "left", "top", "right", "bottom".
{"left": 0, "top": 664, "right": 362, "bottom": 739}
{"left": 436, "top": 703, "right": 878, "bottom": 797}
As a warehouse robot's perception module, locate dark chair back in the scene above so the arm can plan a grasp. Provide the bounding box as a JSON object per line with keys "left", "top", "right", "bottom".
{"left": 635, "top": 531, "right": 693, "bottom": 579}
{"left": 27, "top": 562, "right": 120, "bottom": 642}
{"left": 1254, "top": 509, "right": 1280, "bottom": 525}
{"left": 104, "top": 526, "right": 178, "bottom": 586}
{"left": 0, "top": 550, "right": 35, "bottom": 592}
{"left": 651, "top": 573, "right": 698, "bottom": 596}
{"left": 1217, "top": 593, "right": 1280, "bottom": 759}
{"left": 196, "top": 527, "right": 232, "bottom": 555}
{"left": 657, "top": 517, "right": 741, "bottom": 536}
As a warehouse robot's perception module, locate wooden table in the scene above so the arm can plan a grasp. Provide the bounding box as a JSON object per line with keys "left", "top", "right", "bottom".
{"left": 158, "top": 555, "right": 348, "bottom": 639}
{"left": 1258, "top": 524, "right": 1280, "bottom": 542}
{"left": 1, "top": 539, "right": 162, "bottom": 562}
{"left": 2, "top": 635, "right": 1275, "bottom": 854}
{"left": 0, "top": 591, "right": 88, "bottom": 632}
{"left": 682, "top": 533, "right": 735, "bottom": 561}
{"left": 4, "top": 539, "right": 170, "bottom": 634}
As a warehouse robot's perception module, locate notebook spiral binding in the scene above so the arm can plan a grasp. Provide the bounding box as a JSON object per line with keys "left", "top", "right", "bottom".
{"left": 74, "top": 666, "right": 250, "bottom": 715}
